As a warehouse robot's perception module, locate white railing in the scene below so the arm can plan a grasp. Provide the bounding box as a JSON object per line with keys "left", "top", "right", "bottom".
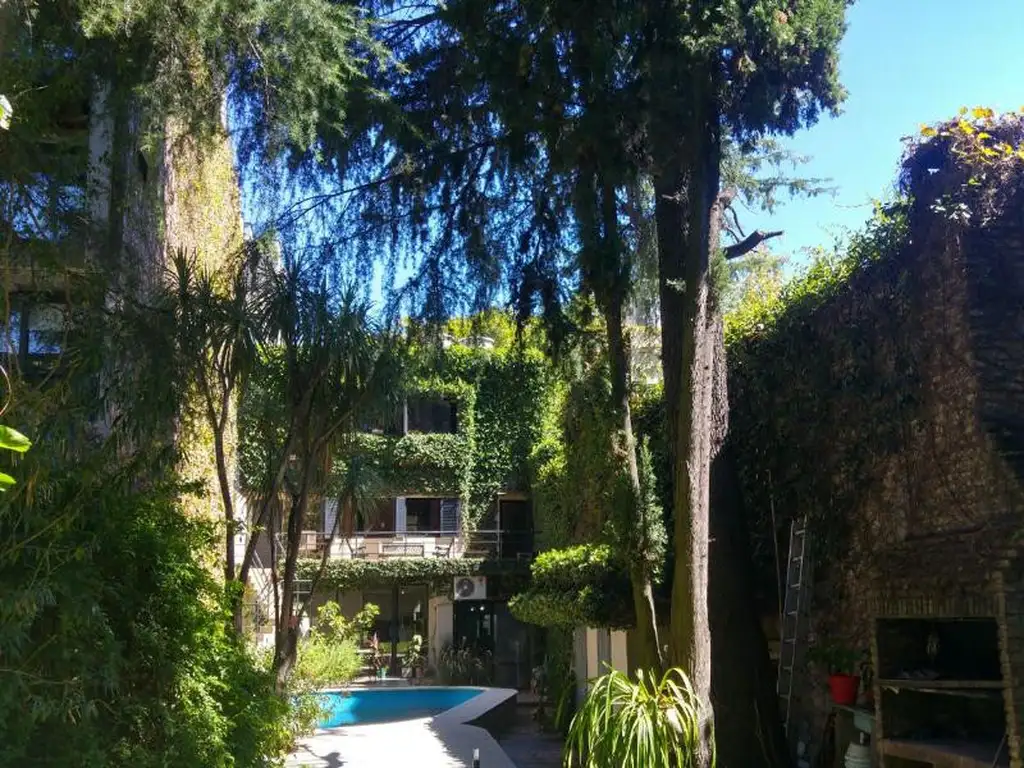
{"left": 272, "top": 528, "right": 532, "bottom": 561}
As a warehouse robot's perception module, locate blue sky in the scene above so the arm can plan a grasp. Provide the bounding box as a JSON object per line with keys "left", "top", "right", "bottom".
{"left": 743, "top": 0, "right": 1024, "bottom": 266}
{"left": 239, "top": 1, "right": 1024, "bottom": 289}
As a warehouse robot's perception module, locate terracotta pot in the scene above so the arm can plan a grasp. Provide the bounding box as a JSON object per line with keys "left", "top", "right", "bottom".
{"left": 828, "top": 674, "right": 860, "bottom": 706}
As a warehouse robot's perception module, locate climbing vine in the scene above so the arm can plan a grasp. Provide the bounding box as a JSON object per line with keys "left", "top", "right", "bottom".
{"left": 726, "top": 108, "right": 1024, "bottom": 604}
{"left": 297, "top": 555, "right": 527, "bottom": 594}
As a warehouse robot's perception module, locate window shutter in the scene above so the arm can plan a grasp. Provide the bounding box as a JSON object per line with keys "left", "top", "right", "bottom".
{"left": 440, "top": 499, "right": 460, "bottom": 533}
{"left": 395, "top": 497, "right": 407, "bottom": 532}
{"left": 323, "top": 499, "right": 338, "bottom": 535}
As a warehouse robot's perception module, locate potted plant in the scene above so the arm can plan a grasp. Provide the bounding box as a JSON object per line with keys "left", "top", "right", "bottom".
{"left": 809, "top": 643, "right": 863, "bottom": 706}
{"left": 403, "top": 634, "right": 427, "bottom": 680}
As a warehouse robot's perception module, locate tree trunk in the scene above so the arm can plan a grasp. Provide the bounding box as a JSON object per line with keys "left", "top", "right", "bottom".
{"left": 213, "top": 420, "right": 236, "bottom": 586}
{"left": 604, "top": 302, "right": 663, "bottom": 673}
{"left": 709, "top": 437, "right": 791, "bottom": 768}
{"left": 274, "top": 467, "right": 313, "bottom": 690}
{"left": 653, "top": 74, "right": 720, "bottom": 766}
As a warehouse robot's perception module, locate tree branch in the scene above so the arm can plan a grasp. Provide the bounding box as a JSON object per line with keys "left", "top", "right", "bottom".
{"left": 723, "top": 229, "right": 783, "bottom": 260}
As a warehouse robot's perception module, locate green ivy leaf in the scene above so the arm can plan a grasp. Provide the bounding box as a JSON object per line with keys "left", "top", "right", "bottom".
{"left": 0, "top": 426, "right": 32, "bottom": 453}
{"left": 0, "top": 471, "right": 15, "bottom": 490}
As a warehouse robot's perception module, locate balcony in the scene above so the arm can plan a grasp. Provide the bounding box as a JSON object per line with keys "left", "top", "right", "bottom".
{"left": 280, "top": 528, "right": 533, "bottom": 562}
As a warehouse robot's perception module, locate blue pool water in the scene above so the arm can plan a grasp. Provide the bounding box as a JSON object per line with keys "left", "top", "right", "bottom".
{"left": 317, "top": 687, "right": 481, "bottom": 728}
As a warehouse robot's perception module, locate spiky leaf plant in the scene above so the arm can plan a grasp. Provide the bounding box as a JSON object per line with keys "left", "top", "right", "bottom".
{"left": 564, "top": 667, "right": 710, "bottom": 768}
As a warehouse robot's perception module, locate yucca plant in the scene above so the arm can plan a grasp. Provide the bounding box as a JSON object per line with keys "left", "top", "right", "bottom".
{"left": 564, "top": 666, "right": 710, "bottom": 768}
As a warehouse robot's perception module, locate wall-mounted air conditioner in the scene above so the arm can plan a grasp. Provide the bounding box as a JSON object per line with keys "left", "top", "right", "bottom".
{"left": 453, "top": 575, "right": 487, "bottom": 601}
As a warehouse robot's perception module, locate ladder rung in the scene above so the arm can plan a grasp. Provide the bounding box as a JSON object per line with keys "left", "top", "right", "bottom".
{"left": 783, "top": 638, "right": 797, "bottom": 644}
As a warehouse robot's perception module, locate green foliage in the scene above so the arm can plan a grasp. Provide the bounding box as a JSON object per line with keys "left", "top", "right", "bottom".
{"left": 468, "top": 349, "right": 551, "bottom": 525}
{"left": 726, "top": 201, "right": 910, "bottom": 345}
{"left": 348, "top": 431, "right": 471, "bottom": 498}
{"left": 299, "top": 555, "right": 526, "bottom": 593}
{"left": 28, "top": 0, "right": 377, "bottom": 154}
{"left": 537, "top": 628, "right": 577, "bottom": 735}
{"left": 726, "top": 201, "right": 913, "bottom": 590}
{"left": 0, "top": 424, "right": 30, "bottom": 491}
{"left": 0, "top": 454, "right": 290, "bottom": 767}
{"left": 509, "top": 545, "right": 633, "bottom": 629}
{"left": 239, "top": 328, "right": 551, "bottom": 536}
{"left": 312, "top": 599, "right": 379, "bottom": 643}
{"left": 402, "top": 633, "right": 427, "bottom": 672}
{"left": 438, "top": 641, "right": 492, "bottom": 686}
{"left": 565, "top": 667, "right": 709, "bottom": 768}
{"left": 293, "top": 637, "right": 362, "bottom": 689}
{"left": 806, "top": 643, "right": 864, "bottom": 676}
{"left": 0, "top": 425, "right": 30, "bottom": 453}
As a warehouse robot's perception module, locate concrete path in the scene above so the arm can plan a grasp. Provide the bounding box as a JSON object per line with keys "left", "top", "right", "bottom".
{"left": 286, "top": 717, "right": 516, "bottom": 767}
{"left": 286, "top": 687, "right": 518, "bottom": 768}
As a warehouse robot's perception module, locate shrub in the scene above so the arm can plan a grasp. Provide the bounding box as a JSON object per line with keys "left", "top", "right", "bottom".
{"left": 509, "top": 544, "right": 633, "bottom": 628}
{"left": 293, "top": 636, "right": 362, "bottom": 688}
{"left": 438, "top": 641, "right": 492, "bottom": 685}
{"left": 0, "top": 457, "right": 291, "bottom": 767}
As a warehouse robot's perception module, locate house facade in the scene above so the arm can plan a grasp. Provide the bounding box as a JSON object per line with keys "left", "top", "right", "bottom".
{"left": 245, "top": 342, "right": 552, "bottom": 689}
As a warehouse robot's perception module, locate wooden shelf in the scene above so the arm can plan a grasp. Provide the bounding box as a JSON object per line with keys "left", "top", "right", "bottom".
{"left": 878, "top": 678, "right": 1002, "bottom": 690}
{"left": 880, "top": 738, "right": 1008, "bottom": 767}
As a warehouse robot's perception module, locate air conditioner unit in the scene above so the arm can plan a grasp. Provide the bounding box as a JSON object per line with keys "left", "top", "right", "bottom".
{"left": 453, "top": 575, "right": 487, "bottom": 601}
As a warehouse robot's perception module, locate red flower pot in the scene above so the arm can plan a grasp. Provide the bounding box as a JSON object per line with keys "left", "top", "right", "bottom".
{"left": 828, "top": 674, "right": 860, "bottom": 706}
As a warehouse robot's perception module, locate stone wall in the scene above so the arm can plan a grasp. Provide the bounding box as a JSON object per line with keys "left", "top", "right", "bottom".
{"left": 729, "top": 186, "right": 1024, "bottom": 759}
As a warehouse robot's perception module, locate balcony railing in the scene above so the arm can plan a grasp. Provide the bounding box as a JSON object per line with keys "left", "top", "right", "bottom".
{"left": 276, "top": 528, "right": 534, "bottom": 561}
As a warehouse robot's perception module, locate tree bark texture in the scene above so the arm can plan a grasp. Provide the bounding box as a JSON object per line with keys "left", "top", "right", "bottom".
{"left": 709, "top": 436, "right": 791, "bottom": 768}
{"left": 652, "top": 66, "right": 720, "bottom": 766}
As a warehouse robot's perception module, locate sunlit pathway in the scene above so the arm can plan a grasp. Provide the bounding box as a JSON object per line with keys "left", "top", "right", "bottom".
{"left": 286, "top": 717, "right": 518, "bottom": 768}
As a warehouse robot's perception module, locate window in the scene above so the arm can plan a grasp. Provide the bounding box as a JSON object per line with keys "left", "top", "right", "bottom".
{"left": 4, "top": 300, "right": 65, "bottom": 362}
{"left": 406, "top": 396, "right": 456, "bottom": 433}
{"left": 358, "top": 498, "right": 395, "bottom": 533}
{"left": 363, "top": 585, "right": 428, "bottom": 646}
{"left": 405, "top": 498, "right": 440, "bottom": 532}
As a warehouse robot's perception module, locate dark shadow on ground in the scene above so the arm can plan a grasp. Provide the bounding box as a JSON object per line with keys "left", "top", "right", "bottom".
{"left": 486, "top": 701, "right": 564, "bottom": 768}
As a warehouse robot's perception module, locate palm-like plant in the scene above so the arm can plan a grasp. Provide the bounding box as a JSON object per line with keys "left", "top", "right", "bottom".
{"left": 166, "top": 249, "right": 259, "bottom": 591}
{"left": 564, "top": 667, "right": 710, "bottom": 768}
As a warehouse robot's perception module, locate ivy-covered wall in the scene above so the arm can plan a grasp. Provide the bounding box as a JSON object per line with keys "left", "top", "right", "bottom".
{"left": 114, "top": 101, "right": 244, "bottom": 534}
{"left": 726, "top": 122, "right": 1024, "bottom": 748}
{"left": 275, "top": 339, "right": 555, "bottom": 588}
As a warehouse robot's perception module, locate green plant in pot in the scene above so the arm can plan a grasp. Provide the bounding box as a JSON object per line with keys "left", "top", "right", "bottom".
{"left": 808, "top": 643, "right": 863, "bottom": 706}
{"left": 403, "top": 634, "right": 427, "bottom": 680}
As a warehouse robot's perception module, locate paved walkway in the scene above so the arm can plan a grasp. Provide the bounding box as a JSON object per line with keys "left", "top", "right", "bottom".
{"left": 490, "top": 704, "right": 564, "bottom": 768}
{"left": 286, "top": 717, "right": 516, "bottom": 768}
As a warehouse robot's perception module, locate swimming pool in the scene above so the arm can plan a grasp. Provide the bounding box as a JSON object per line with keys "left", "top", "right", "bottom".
{"left": 317, "top": 687, "right": 482, "bottom": 728}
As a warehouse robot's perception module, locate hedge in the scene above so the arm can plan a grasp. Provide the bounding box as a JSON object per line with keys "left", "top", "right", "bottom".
{"left": 297, "top": 556, "right": 527, "bottom": 592}
{"left": 508, "top": 544, "right": 633, "bottom": 629}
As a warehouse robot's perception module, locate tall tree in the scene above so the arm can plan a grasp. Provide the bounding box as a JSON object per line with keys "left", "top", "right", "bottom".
{"left": 273, "top": 0, "right": 848, "bottom": 761}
